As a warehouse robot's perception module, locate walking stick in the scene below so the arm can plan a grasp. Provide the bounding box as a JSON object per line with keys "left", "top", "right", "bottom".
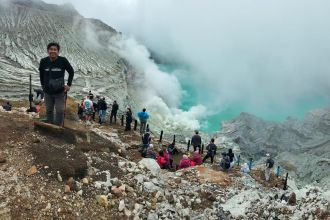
{"left": 62, "top": 92, "right": 68, "bottom": 127}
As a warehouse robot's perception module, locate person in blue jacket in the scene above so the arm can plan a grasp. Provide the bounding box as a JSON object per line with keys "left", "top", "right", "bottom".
{"left": 137, "top": 108, "right": 150, "bottom": 135}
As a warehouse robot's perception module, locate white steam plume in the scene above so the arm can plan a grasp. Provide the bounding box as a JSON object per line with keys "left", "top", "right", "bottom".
{"left": 45, "top": 0, "right": 330, "bottom": 129}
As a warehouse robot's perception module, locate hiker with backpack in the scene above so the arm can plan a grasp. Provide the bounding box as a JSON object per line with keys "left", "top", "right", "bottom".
{"left": 265, "top": 153, "right": 274, "bottom": 181}
{"left": 220, "top": 152, "right": 231, "bottom": 171}
{"left": 83, "top": 96, "right": 94, "bottom": 125}
{"left": 145, "top": 144, "right": 157, "bottom": 159}
{"left": 191, "top": 130, "right": 202, "bottom": 153}
{"left": 137, "top": 108, "right": 150, "bottom": 135}
{"left": 125, "top": 107, "right": 133, "bottom": 131}
{"left": 97, "top": 97, "right": 107, "bottom": 124}
{"left": 110, "top": 100, "right": 119, "bottom": 125}
{"left": 39, "top": 42, "right": 74, "bottom": 126}
{"left": 202, "top": 138, "right": 217, "bottom": 164}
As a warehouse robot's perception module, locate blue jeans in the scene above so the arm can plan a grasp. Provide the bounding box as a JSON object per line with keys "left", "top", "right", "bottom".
{"left": 99, "top": 110, "right": 107, "bottom": 123}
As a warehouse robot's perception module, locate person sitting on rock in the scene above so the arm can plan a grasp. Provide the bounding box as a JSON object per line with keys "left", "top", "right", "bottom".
{"left": 191, "top": 151, "right": 203, "bottom": 166}
{"left": 178, "top": 155, "right": 191, "bottom": 169}
{"left": 228, "top": 148, "right": 236, "bottom": 168}
{"left": 157, "top": 150, "right": 168, "bottom": 169}
{"left": 219, "top": 152, "right": 231, "bottom": 171}
{"left": 202, "top": 138, "right": 217, "bottom": 164}
{"left": 162, "top": 145, "right": 170, "bottom": 168}
{"left": 145, "top": 144, "right": 156, "bottom": 160}
{"left": 240, "top": 162, "right": 250, "bottom": 173}
{"left": 2, "top": 102, "right": 12, "bottom": 111}
{"left": 167, "top": 143, "right": 177, "bottom": 168}
{"left": 265, "top": 153, "right": 274, "bottom": 181}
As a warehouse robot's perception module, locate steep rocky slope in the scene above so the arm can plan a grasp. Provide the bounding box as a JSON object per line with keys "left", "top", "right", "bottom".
{"left": 216, "top": 107, "right": 330, "bottom": 188}
{"left": 0, "top": 0, "right": 132, "bottom": 108}
{"left": 0, "top": 101, "right": 329, "bottom": 220}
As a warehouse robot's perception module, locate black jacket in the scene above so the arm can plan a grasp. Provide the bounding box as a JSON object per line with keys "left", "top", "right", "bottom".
{"left": 206, "top": 143, "right": 217, "bottom": 155}
{"left": 97, "top": 99, "right": 107, "bottom": 111}
{"left": 191, "top": 134, "right": 202, "bottom": 147}
{"left": 39, "top": 56, "right": 74, "bottom": 94}
{"left": 112, "top": 103, "right": 119, "bottom": 113}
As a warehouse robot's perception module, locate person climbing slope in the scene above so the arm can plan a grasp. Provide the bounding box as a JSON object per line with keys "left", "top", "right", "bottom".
{"left": 137, "top": 108, "right": 150, "bottom": 135}
{"left": 39, "top": 42, "right": 74, "bottom": 126}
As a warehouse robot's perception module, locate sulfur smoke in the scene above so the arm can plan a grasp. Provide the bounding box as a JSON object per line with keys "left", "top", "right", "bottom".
{"left": 45, "top": 0, "right": 330, "bottom": 130}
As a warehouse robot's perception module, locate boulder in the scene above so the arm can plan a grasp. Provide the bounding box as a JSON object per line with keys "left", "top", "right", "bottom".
{"left": 288, "top": 192, "right": 297, "bottom": 206}
{"left": 143, "top": 182, "right": 160, "bottom": 193}
{"left": 138, "top": 159, "right": 161, "bottom": 176}
{"left": 0, "top": 153, "right": 6, "bottom": 163}
{"left": 119, "top": 200, "right": 125, "bottom": 212}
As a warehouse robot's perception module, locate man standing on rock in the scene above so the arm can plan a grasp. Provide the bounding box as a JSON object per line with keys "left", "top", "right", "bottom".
{"left": 39, "top": 42, "right": 74, "bottom": 126}
{"left": 191, "top": 130, "right": 202, "bottom": 153}
{"left": 265, "top": 153, "right": 274, "bottom": 181}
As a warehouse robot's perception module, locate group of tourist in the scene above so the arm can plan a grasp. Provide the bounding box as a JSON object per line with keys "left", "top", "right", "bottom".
{"left": 38, "top": 42, "right": 276, "bottom": 182}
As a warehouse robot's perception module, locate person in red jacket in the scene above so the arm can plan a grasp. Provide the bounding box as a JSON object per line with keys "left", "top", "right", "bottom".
{"left": 191, "top": 151, "right": 203, "bottom": 166}
{"left": 178, "top": 155, "right": 191, "bottom": 169}
{"left": 157, "top": 150, "right": 168, "bottom": 169}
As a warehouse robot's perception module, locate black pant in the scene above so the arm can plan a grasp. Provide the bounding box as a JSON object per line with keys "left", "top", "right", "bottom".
{"left": 203, "top": 153, "right": 214, "bottom": 164}
{"left": 110, "top": 112, "right": 117, "bottom": 124}
{"left": 193, "top": 145, "right": 201, "bottom": 154}
{"left": 125, "top": 121, "right": 131, "bottom": 131}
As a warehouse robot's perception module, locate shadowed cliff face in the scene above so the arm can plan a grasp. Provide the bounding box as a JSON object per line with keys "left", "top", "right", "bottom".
{"left": 0, "top": 0, "right": 132, "bottom": 109}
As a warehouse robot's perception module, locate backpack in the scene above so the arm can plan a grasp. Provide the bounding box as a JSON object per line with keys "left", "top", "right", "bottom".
{"left": 84, "top": 100, "right": 92, "bottom": 109}
{"left": 267, "top": 159, "right": 274, "bottom": 168}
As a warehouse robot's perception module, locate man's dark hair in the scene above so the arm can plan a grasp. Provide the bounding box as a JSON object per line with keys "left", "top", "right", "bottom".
{"left": 211, "top": 138, "right": 215, "bottom": 143}
{"left": 47, "top": 42, "right": 60, "bottom": 51}
{"left": 143, "top": 108, "right": 146, "bottom": 112}
{"left": 195, "top": 130, "right": 199, "bottom": 134}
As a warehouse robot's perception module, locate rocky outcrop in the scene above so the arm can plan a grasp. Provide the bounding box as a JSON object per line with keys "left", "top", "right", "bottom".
{"left": 216, "top": 108, "right": 330, "bottom": 188}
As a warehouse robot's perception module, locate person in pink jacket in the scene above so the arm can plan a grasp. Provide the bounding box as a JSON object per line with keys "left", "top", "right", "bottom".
{"left": 178, "top": 155, "right": 191, "bottom": 169}
{"left": 191, "top": 151, "right": 203, "bottom": 166}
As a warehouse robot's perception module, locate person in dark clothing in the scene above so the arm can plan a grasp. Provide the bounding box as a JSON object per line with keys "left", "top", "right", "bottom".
{"left": 110, "top": 100, "right": 119, "bottom": 125}
{"left": 191, "top": 130, "right": 202, "bottom": 153}
{"left": 39, "top": 42, "right": 74, "bottom": 126}
{"left": 202, "top": 138, "right": 217, "bottom": 164}
{"left": 167, "top": 143, "right": 177, "bottom": 168}
{"left": 97, "top": 97, "right": 107, "bottom": 124}
{"left": 2, "top": 102, "right": 12, "bottom": 111}
{"left": 140, "top": 130, "right": 151, "bottom": 156}
{"left": 228, "top": 148, "right": 236, "bottom": 168}
{"left": 77, "top": 100, "right": 84, "bottom": 120}
{"left": 125, "top": 107, "right": 133, "bottom": 131}
{"left": 220, "top": 152, "right": 231, "bottom": 170}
